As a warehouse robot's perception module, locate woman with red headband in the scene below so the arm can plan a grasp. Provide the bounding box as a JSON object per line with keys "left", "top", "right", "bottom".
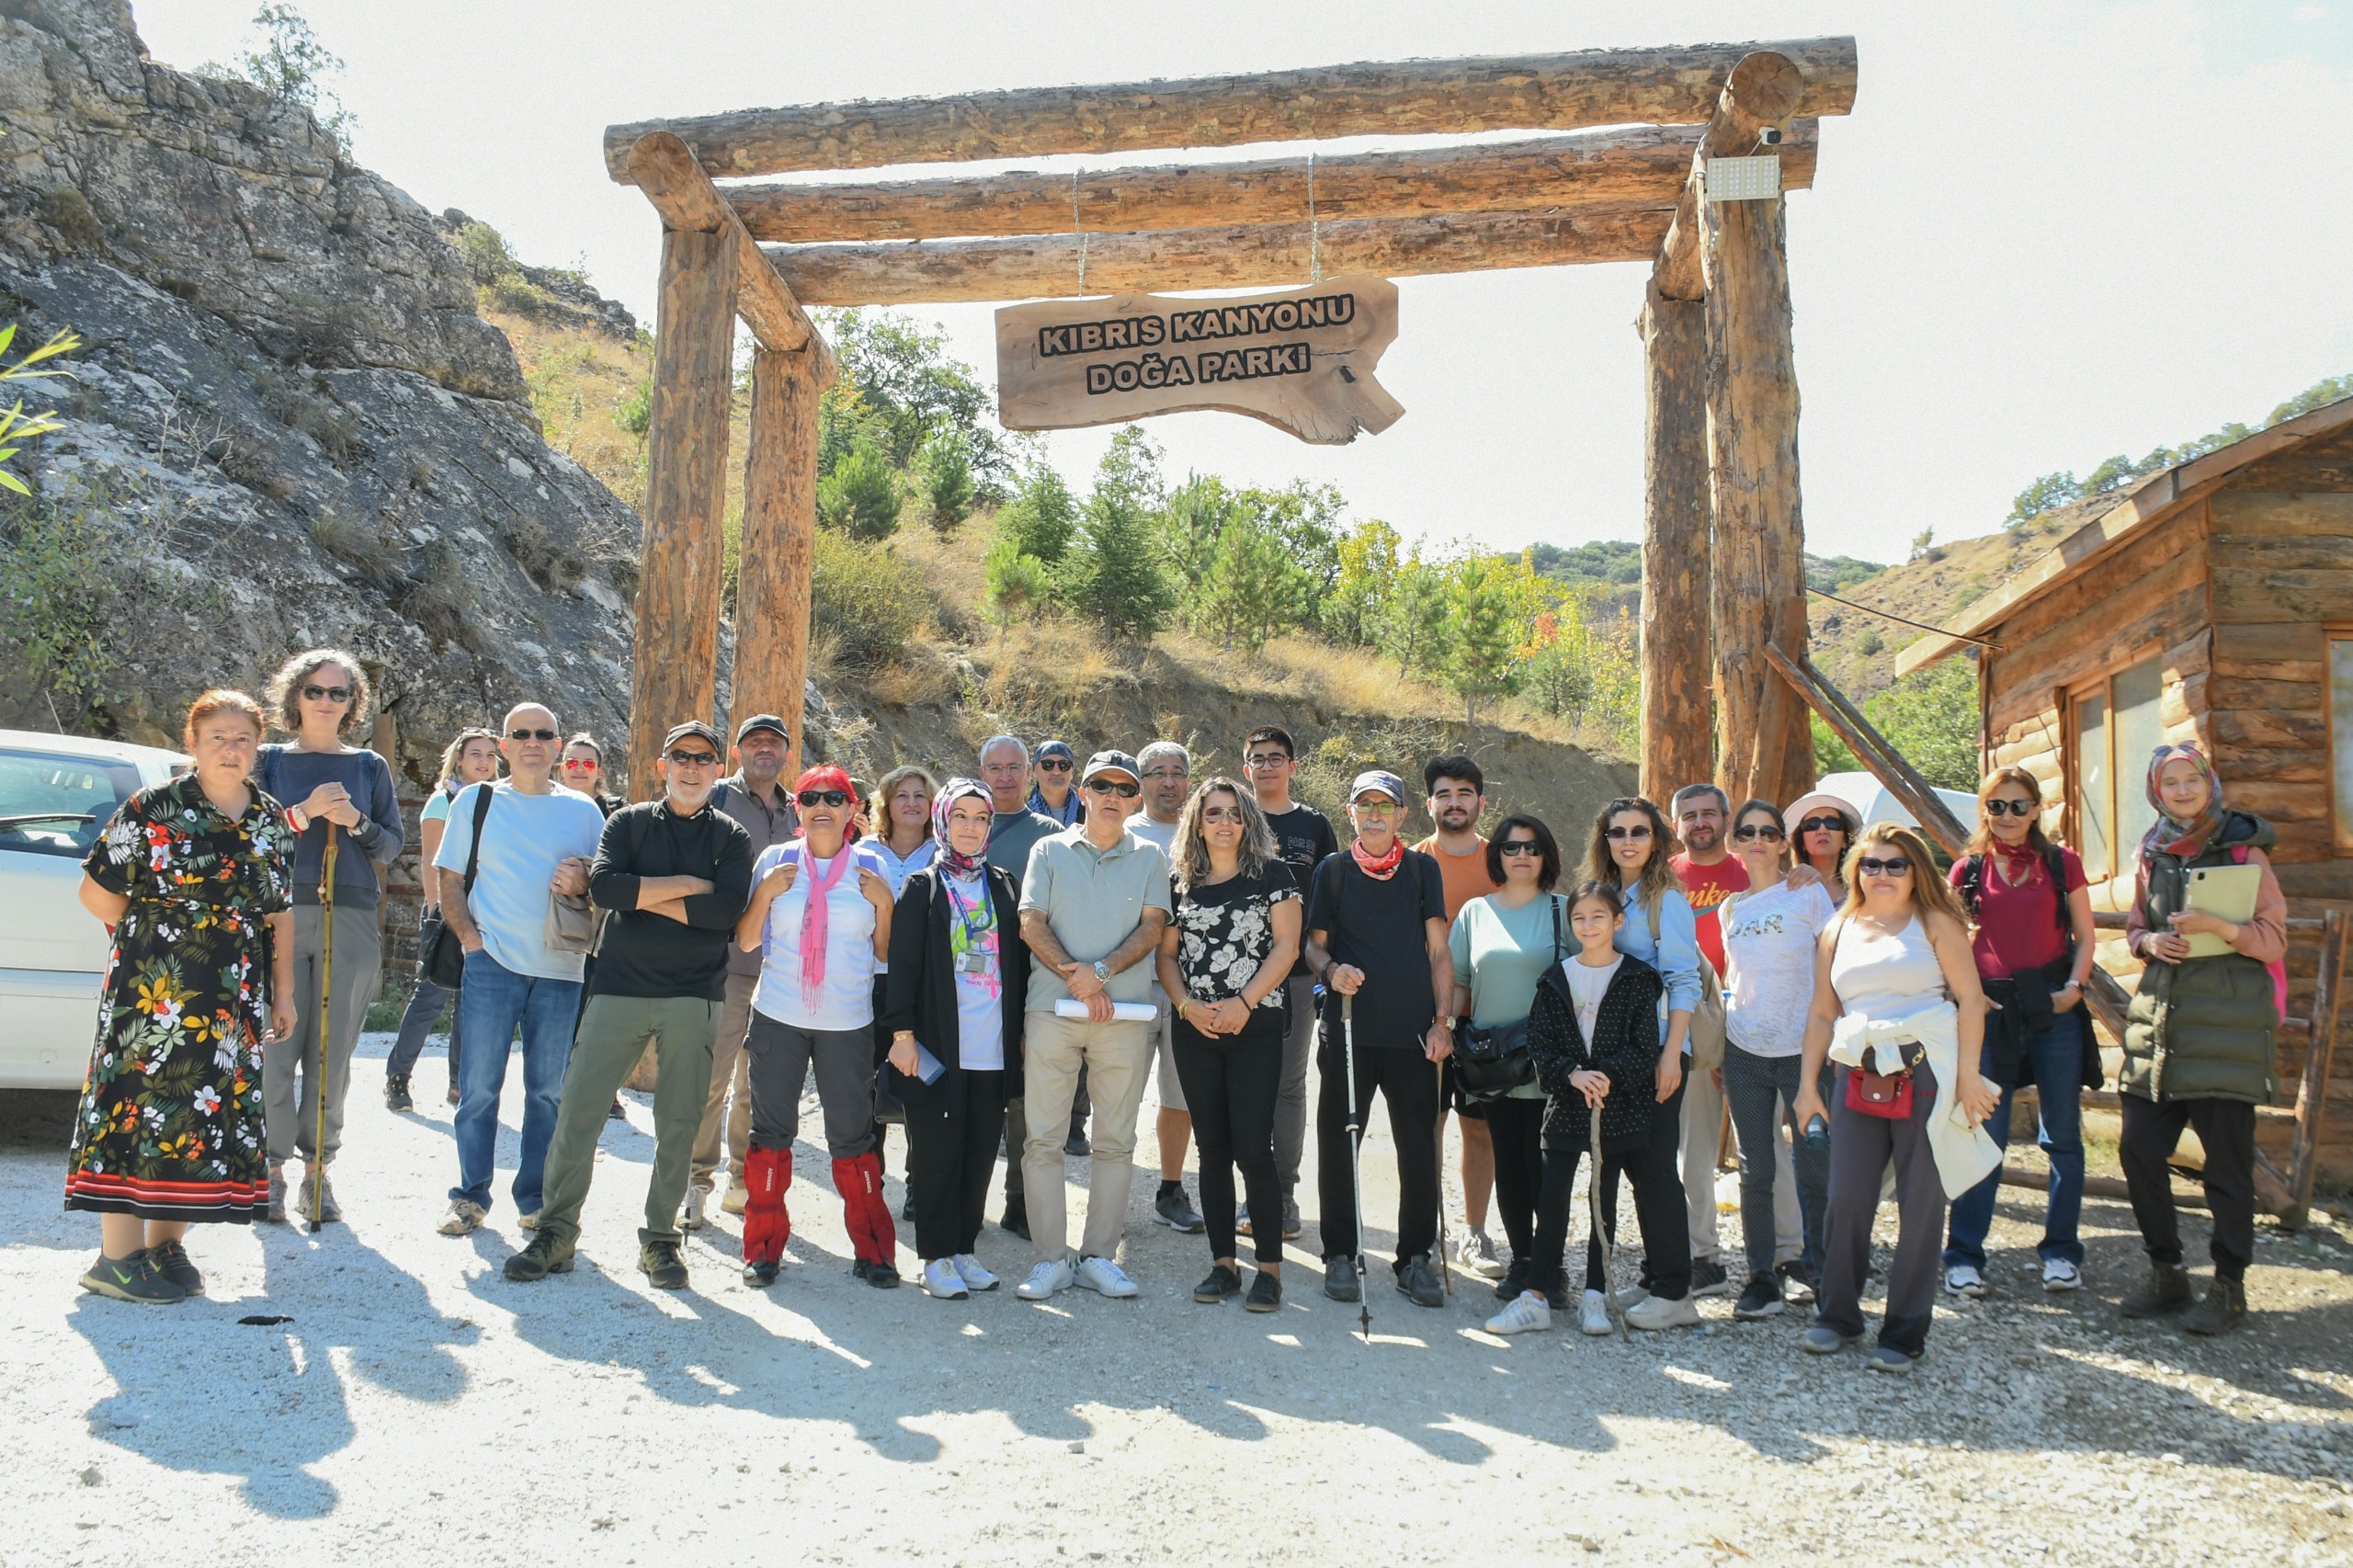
{"left": 733, "top": 764, "right": 900, "bottom": 1288}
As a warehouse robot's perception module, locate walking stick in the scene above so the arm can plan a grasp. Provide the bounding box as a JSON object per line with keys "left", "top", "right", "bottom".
{"left": 1432, "top": 1057, "right": 1454, "bottom": 1296}
{"left": 1587, "top": 1106, "right": 1625, "bottom": 1339}
{"left": 1342, "top": 994, "right": 1370, "bottom": 1342}
{"left": 309, "top": 830, "right": 336, "bottom": 1235}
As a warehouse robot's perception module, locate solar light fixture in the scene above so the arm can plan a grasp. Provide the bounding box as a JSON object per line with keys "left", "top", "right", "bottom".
{"left": 1705, "top": 153, "right": 1782, "bottom": 202}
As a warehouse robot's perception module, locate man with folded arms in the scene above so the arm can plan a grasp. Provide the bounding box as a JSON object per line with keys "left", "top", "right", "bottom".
{"left": 504, "top": 722, "right": 752, "bottom": 1289}
{"left": 1013, "top": 750, "right": 1172, "bottom": 1301}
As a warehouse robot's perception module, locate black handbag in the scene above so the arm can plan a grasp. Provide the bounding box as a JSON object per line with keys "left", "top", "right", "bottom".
{"left": 1453, "top": 894, "right": 1561, "bottom": 1101}
{"left": 416, "top": 784, "right": 494, "bottom": 991}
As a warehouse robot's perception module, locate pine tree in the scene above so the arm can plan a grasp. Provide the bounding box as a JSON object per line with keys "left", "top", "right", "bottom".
{"left": 1062, "top": 435, "right": 1175, "bottom": 640}
{"left": 982, "top": 530, "right": 1049, "bottom": 640}
{"left": 1191, "top": 518, "right": 1299, "bottom": 652}
{"left": 1444, "top": 554, "right": 1525, "bottom": 723}
{"left": 1324, "top": 519, "right": 1401, "bottom": 646}
{"left": 816, "top": 434, "right": 902, "bottom": 540}
{"left": 1379, "top": 555, "right": 1449, "bottom": 679}
{"left": 994, "top": 464, "right": 1077, "bottom": 564}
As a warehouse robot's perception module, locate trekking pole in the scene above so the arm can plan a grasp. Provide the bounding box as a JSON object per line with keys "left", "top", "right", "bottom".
{"left": 309, "top": 829, "right": 337, "bottom": 1236}
{"left": 1342, "top": 994, "right": 1370, "bottom": 1343}
{"left": 1432, "top": 1057, "right": 1453, "bottom": 1296}
{"left": 1586, "top": 1108, "right": 1625, "bottom": 1340}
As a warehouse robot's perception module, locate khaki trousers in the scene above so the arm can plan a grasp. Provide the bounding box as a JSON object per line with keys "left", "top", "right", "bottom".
{"left": 537, "top": 994, "right": 718, "bottom": 1249}
{"left": 690, "top": 969, "right": 756, "bottom": 1190}
{"left": 265, "top": 902, "right": 382, "bottom": 1165}
{"left": 1019, "top": 1011, "right": 1149, "bottom": 1264}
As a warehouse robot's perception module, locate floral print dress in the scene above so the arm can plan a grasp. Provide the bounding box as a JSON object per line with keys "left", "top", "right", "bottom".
{"left": 65, "top": 773, "right": 293, "bottom": 1222}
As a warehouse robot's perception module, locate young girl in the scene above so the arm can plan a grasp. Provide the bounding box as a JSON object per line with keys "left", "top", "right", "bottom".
{"left": 1486, "top": 879, "right": 1668, "bottom": 1335}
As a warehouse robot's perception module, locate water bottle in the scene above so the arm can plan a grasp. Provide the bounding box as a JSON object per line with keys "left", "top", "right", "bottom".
{"left": 1803, "top": 1114, "right": 1831, "bottom": 1152}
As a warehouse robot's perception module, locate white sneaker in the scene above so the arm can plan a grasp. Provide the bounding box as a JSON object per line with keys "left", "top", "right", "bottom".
{"left": 681, "top": 1187, "right": 709, "bottom": 1232}
{"left": 437, "top": 1199, "right": 485, "bottom": 1236}
{"left": 922, "top": 1258, "right": 968, "bottom": 1299}
{"left": 2042, "top": 1257, "right": 2082, "bottom": 1292}
{"left": 1944, "top": 1263, "right": 1986, "bottom": 1298}
{"left": 1074, "top": 1255, "right": 1139, "bottom": 1298}
{"left": 1015, "top": 1257, "right": 1074, "bottom": 1300}
{"left": 1624, "top": 1292, "right": 1700, "bottom": 1331}
{"left": 953, "top": 1254, "right": 1000, "bottom": 1292}
{"left": 1580, "top": 1289, "right": 1614, "bottom": 1336}
{"left": 1455, "top": 1227, "right": 1507, "bottom": 1280}
{"left": 1484, "top": 1290, "right": 1552, "bottom": 1335}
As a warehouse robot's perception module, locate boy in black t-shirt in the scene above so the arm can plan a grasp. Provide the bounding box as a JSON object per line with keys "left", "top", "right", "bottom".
{"left": 1242, "top": 725, "right": 1339, "bottom": 1239}
{"left": 1302, "top": 769, "right": 1454, "bottom": 1308}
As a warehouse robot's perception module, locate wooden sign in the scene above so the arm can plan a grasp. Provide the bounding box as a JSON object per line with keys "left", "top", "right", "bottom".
{"left": 995, "top": 275, "right": 1403, "bottom": 446}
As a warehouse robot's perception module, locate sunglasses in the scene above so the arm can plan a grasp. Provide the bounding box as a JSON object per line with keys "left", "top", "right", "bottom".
{"left": 797, "top": 790, "right": 851, "bottom": 808}
{"left": 1605, "top": 824, "right": 1653, "bottom": 841}
{"left": 1086, "top": 778, "right": 1141, "bottom": 798}
{"left": 1200, "top": 805, "right": 1243, "bottom": 823}
{"left": 1497, "top": 840, "right": 1542, "bottom": 858}
{"left": 1733, "top": 824, "right": 1786, "bottom": 841}
{"left": 665, "top": 750, "right": 719, "bottom": 767}
{"left": 1984, "top": 799, "right": 2038, "bottom": 818}
{"left": 508, "top": 727, "right": 559, "bottom": 742}
{"left": 1798, "top": 815, "right": 1847, "bottom": 835}
{"left": 561, "top": 757, "right": 598, "bottom": 770}
{"left": 1037, "top": 758, "right": 1073, "bottom": 772}
{"left": 1857, "top": 856, "right": 1914, "bottom": 877}
{"left": 301, "top": 684, "right": 352, "bottom": 703}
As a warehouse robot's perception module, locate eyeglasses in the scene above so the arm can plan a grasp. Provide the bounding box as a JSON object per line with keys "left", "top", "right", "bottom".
{"left": 1086, "top": 778, "right": 1141, "bottom": 798}
{"left": 1497, "top": 840, "right": 1542, "bottom": 858}
{"left": 1352, "top": 799, "right": 1400, "bottom": 812}
{"left": 1733, "top": 824, "right": 1786, "bottom": 842}
{"left": 301, "top": 684, "right": 352, "bottom": 703}
{"left": 1244, "top": 753, "right": 1291, "bottom": 769}
{"left": 1984, "top": 799, "right": 2038, "bottom": 818}
{"left": 665, "top": 750, "right": 719, "bottom": 767}
{"left": 1143, "top": 769, "right": 1189, "bottom": 782}
{"left": 1857, "top": 856, "right": 1913, "bottom": 877}
{"left": 561, "top": 757, "right": 597, "bottom": 770}
{"left": 1200, "top": 805, "right": 1243, "bottom": 823}
{"left": 1798, "top": 815, "right": 1847, "bottom": 835}
{"left": 1604, "top": 824, "right": 1653, "bottom": 841}
{"left": 1037, "top": 758, "right": 1073, "bottom": 772}
{"left": 797, "top": 790, "right": 850, "bottom": 808}
{"left": 508, "top": 727, "right": 559, "bottom": 742}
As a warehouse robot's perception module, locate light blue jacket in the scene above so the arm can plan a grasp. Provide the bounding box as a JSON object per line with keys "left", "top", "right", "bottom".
{"left": 1614, "top": 881, "right": 1704, "bottom": 1045}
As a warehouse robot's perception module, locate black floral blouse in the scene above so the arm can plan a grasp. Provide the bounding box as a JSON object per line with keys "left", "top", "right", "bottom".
{"left": 1171, "top": 863, "right": 1301, "bottom": 1019}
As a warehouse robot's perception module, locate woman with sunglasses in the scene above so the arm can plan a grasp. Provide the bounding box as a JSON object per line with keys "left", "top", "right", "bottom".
{"left": 1782, "top": 792, "right": 1859, "bottom": 905}
{"left": 735, "top": 764, "right": 901, "bottom": 1288}
{"left": 2116, "top": 745, "right": 2286, "bottom": 1336}
{"left": 561, "top": 735, "right": 623, "bottom": 818}
{"left": 1940, "top": 767, "right": 2097, "bottom": 1300}
{"left": 1575, "top": 795, "right": 1700, "bottom": 1330}
{"left": 1154, "top": 778, "right": 1301, "bottom": 1311}
{"left": 1792, "top": 824, "right": 1999, "bottom": 1373}
{"left": 387, "top": 727, "right": 502, "bottom": 1111}
{"left": 254, "top": 648, "right": 404, "bottom": 1224}
{"left": 882, "top": 780, "right": 1032, "bottom": 1299}
{"left": 1717, "top": 799, "right": 1837, "bottom": 1320}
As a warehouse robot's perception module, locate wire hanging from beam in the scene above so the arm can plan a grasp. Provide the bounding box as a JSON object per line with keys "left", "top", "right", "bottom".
{"left": 1307, "top": 151, "right": 1320, "bottom": 282}
{"left": 1071, "top": 168, "right": 1087, "bottom": 294}
{"left": 1805, "top": 585, "right": 2002, "bottom": 651}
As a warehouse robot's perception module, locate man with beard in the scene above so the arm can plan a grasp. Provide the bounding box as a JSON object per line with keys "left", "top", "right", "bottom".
{"left": 1413, "top": 756, "right": 1506, "bottom": 1280}
{"left": 1240, "top": 725, "right": 1336, "bottom": 1243}
{"left": 1127, "top": 740, "right": 1201, "bottom": 1234}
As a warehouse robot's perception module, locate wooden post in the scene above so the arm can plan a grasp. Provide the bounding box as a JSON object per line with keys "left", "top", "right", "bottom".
{"left": 2283, "top": 908, "right": 2347, "bottom": 1227}
{"left": 1700, "top": 54, "right": 1814, "bottom": 808}
{"left": 1639, "top": 281, "right": 1712, "bottom": 803}
{"left": 628, "top": 226, "right": 740, "bottom": 801}
{"left": 733, "top": 346, "right": 821, "bottom": 770}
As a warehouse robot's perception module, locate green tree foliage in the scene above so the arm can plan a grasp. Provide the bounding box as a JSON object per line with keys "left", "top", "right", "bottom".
{"left": 818, "top": 309, "right": 1017, "bottom": 498}
{"left": 1191, "top": 517, "right": 1305, "bottom": 652}
{"left": 982, "top": 531, "right": 1051, "bottom": 638}
{"left": 452, "top": 221, "right": 521, "bottom": 287}
{"left": 2268, "top": 372, "right": 2353, "bottom": 426}
{"left": 213, "top": 5, "right": 356, "bottom": 150}
{"left": 1443, "top": 553, "right": 1529, "bottom": 723}
{"left": 816, "top": 436, "right": 903, "bottom": 541}
{"left": 1323, "top": 519, "right": 1401, "bottom": 646}
{"left": 916, "top": 431, "right": 974, "bottom": 534}
{"left": 1529, "top": 540, "right": 1643, "bottom": 588}
{"left": 1812, "top": 657, "right": 1981, "bottom": 790}
{"left": 1379, "top": 554, "right": 1449, "bottom": 679}
{"left": 994, "top": 464, "right": 1078, "bottom": 565}
{"left": 1060, "top": 430, "right": 1176, "bottom": 640}
{"left": 1803, "top": 553, "right": 1885, "bottom": 594}
{"left": 811, "top": 527, "right": 926, "bottom": 667}
{"left": 1520, "top": 592, "right": 1641, "bottom": 751}
{"left": 0, "top": 324, "right": 78, "bottom": 495}
{"left": 1160, "top": 472, "right": 1241, "bottom": 585}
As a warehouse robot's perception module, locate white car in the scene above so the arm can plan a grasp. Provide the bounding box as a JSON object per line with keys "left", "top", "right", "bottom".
{"left": 0, "top": 728, "right": 188, "bottom": 1089}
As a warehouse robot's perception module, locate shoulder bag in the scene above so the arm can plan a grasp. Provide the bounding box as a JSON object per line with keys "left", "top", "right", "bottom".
{"left": 1827, "top": 915, "right": 1917, "bottom": 1119}
{"left": 1647, "top": 891, "right": 1728, "bottom": 1073}
{"left": 1453, "top": 896, "right": 1560, "bottom": 1101}
{"left": 418, "top": 785, "right": 494, "bottom": 989}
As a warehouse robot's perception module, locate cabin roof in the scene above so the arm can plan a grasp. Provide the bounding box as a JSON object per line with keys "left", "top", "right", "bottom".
{"left": 1895, "top": 394, "right": 2353, "bottom": 675}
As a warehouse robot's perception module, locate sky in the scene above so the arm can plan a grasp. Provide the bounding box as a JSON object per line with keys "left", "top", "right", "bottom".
{"left": 132, "top": 0, "right": 2353, "bottom": 565}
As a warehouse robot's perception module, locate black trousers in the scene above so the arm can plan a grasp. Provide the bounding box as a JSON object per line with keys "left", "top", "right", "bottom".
{"left": 1529, "top": 1076, "right": 1693, "bottom": 1300}
{"left": 2119, "top": 1094, "right": 2257, "bottom": 1281}
{"left": 1482, "top": 1096, "right": 1547, "bottom": 1262}
{"left": 905, "top": 1068, "right": 1007, "bottom": 1261}
{"left": 1172, "top": 1012, "right": 1285, "bottom": 1265}
{"left": 1316, "top": 1040, "right": 1441, "bottom": 1270}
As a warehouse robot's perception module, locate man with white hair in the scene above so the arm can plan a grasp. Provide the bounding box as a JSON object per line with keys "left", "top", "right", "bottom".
{"left": 978, "top": 733, "right": 1063, "bottom": 1239}
{"left": 1127, "top": 740, "right": 1202, "bottom": 1234}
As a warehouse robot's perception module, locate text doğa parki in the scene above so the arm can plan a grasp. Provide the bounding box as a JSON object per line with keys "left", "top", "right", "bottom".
{"left": 1038, "top": 292, "right": 1357, "bottom": 396}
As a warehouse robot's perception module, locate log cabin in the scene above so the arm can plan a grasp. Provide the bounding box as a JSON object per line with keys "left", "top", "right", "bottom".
{"left": 1898, "top": 395, "right": 2353, "bottom": 1191}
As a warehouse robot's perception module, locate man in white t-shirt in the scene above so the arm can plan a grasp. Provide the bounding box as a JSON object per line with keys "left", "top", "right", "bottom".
{"left": 733, "top": 763, "right": 899, "bottom": 1289}
{"left": 431, "top": 702, "right": 608, "bottom": 1236}
{"left": 1128, "top": 739, "right": 1203, "bottom": 1236}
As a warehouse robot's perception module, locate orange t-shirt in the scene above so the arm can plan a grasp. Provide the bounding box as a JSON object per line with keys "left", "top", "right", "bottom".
{"left": 1415, "top": 835, "right": 1503, "bottom": 921}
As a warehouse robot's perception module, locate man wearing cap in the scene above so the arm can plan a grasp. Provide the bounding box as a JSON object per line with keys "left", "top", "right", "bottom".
{"left": 1027, "top": 738, "right": 1086, "bottom": 827}
{"left": 1127, "top": 740, "right": 1203, "bottom": 1235}
{"left": 1304, "top": 769, "right": 1454, "bottom": 1308}
{"left": 1012, "top": 750, "right": 1173, "bottom": 1300}
{"left": 979, "top": 734, "right": 1066, "bottom": 1239}
{"left": 505, "top": 722, "right": 754, "bottom": 1289}
{"left": 685, "top": 713, "right": 800, "bottom": 1225}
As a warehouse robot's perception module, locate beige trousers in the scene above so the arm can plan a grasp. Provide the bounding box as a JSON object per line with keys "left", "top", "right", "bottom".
{"left": 1019, "top": 1011, "right": 1150, "bottom": 1264}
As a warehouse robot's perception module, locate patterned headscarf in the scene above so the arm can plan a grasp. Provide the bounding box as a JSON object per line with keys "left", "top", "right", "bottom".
{"left": 2142, "top": 744, "right": 2225, "bottom": 861}
{"left": 931, "top": 777, "right": 994, "bottom": 881}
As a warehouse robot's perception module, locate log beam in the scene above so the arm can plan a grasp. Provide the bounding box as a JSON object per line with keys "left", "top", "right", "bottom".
{"left": 627, "top": 227, "right": 740, "bottom": 802}
{"left": 1638, "top": 281, "right": 1713, "bottom": 803}
{"left": 726, "top": 120, "right": 1818, "bottom": 244}
{"left": 604, "top": 39, "right": 1859, "bottom": 180}
{"left": 733, "top": 347, "right": 821, "bottom": 773}
{"left": 761, "top": 207, "right": 1670, "bottom": 307}
{"left": 1654, "top": 51, "right": 1806, "bottom": 301}
{"left": 1703, "top": 51, "right": 1814, "bottom": 809}
{"left": 627, "top": 131, "right": 837, "bottom": 386}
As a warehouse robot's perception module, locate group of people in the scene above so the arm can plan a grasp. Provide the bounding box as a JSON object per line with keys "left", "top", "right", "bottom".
{"left": 62, "top": 668, "right": 2290, "bottom": 1365}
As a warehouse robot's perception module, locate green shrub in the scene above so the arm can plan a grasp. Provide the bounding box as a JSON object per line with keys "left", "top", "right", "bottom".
{"left": 816, "top": 436, "right": 903, "bottom": 540}
{"left": 812, "top": 528, "right": 926, "bottom": 667}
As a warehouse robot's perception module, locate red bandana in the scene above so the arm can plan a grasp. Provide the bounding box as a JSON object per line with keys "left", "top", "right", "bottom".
{"left": 1350, "top": 835, "right": 1405, "bottom": 881}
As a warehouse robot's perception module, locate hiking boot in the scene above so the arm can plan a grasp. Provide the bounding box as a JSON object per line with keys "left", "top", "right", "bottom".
{"left": 384, "top": 1073, "right": 414, "bottom": 1112}
{"left": 1455, "top": 1227, "right": 1506, "bottom": 1280}
{"left": 999, "top": 1204, "right": 1030, "bottom": 1242}
{"left": 1194, "top": 1264, "right": 1242, "bottom": 1303}
{"left": 293, "top": 1168, "right": 340, "bottom": 1225}
{"left": 681, "top": 1186, "right": 709, "bottom": 1232}
{"left": 1689, "top": 1257, "right": 1733, "bottom": 1297}
{"left": 437, "top": 1199, "right": 486, "bottom": 1236}
{"left": 146, "top": 1240, "right": 204, "bottom": 1297}
{"left": 504, "top": 1231, "right": 576, "bottom": 1282}
{"left": 1495, "top": 1255, "right": 1533, "bottom": 1302}
{"left": 80, "top": 1252, "right": 187, "bottom": 1304}
{"left": 1397, "top": 1253, "right": 1444, "bottom": 1308}
{"left": 263, "top": 1165, "right": 288, "bottom": 1225}
{"left": 1776, "top": 1259, "right": 1818, "bottom": 1305}
{"left": 1063, "top": 1131, "right": 1091, "bottom": 1158}
{"left": 1323, "top": 1256, "right": 1361, "bottom": 1302}
{"left": 2182, "top": 1275, "right": 2247, "bottom": 1336}
{"left": 1245, "top": 1270, "right": 1282, "bottom": 1312}
{"left": 1734, "top": 1274, "right": 1786, "bottom": 1321}
{"left": 1154, "top": 1187, "right": 1206, "bottom": 1234}
{"left": 743, "top": 1259, "right": 780, "bottom": 1288}
{"left": 2120, "top": 1261, "right": 2194, "bottom": 1318}
{"left": 853, "top": 1258, "right": 901, "bottom": 1290}
{"left": 1484, "top": 1290, "right": 1552, "bottom": 1335}
{"left": 640, "top": 1239, "right": 689, "bottom": 1290}
{"left": 1625, "top": 1291, "right": 1700, "bottom": 1330}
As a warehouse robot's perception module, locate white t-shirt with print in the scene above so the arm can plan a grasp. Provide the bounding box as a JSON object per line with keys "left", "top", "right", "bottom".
{"left": 1721, "top": 878, "right": 1839, "bottom": 1058}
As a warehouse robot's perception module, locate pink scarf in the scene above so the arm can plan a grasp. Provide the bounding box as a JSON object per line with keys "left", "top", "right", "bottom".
{"left": 792, "top": 838, "right": 853, "bottom": 1010}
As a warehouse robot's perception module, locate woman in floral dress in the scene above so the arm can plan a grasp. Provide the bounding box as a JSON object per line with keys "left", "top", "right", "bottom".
{"left": 67, "top": 689, "right": 298, "bottom": 1303}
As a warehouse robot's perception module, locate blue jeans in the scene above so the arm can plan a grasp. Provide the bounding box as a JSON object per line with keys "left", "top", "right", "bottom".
{"left": 1943, "top": 1014, "right": 2086, "bottom": 1269}
{"left": 450, "top": 949, "right": 581, "bottom": 1215}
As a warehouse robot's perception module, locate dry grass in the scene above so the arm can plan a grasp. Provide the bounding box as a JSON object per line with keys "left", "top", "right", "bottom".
{"left": 483, "top": 307, "right": 659, "bottom": 511}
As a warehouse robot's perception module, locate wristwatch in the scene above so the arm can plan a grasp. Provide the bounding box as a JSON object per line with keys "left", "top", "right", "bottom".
{"left": 1093, "top": 960, "right": 1111, "bottom": 984}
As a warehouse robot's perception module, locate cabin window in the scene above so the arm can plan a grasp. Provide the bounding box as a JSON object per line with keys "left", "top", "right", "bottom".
{"left": 2068, "top": 653, "right": 2165, "bottom": 881}
{"left": 2331, "top": 631, "right": 2353, "bottom": 853}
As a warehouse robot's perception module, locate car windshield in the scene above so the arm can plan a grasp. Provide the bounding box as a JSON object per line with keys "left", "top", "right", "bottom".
{"left": 0, "top": 746, "right": 142, "bottom": 859}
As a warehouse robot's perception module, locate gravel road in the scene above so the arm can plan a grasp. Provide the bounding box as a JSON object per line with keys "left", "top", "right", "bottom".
{"left": 4, "top": 1034, "right": 2349, "bottom": 1566}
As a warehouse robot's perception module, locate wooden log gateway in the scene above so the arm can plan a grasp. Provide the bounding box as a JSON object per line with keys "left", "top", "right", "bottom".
{"left": 726, "top": 120, "right": 1819, "bottom": 244}
{"left": 603, "top": 39, "right": 1859, "bottom": 180}
{"left": 733, "top": 347, "right": 822, "bottom": 770}
{"left": 1638, "top": 280, "right": 1712, "bottom": 802}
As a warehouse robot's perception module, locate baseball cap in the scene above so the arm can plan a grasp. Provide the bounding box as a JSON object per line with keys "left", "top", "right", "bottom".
{"left": 733, "top": 713, "right": 789, "bottom": 743}
{"left": 1081, "top": 749, "right": 1142, "bottom": 785}
{"left": 1348, "top": 769, "right": 1408, "bottom": 805}
{"left": 663, "top": 721, "right": 724, "bottom": 755}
